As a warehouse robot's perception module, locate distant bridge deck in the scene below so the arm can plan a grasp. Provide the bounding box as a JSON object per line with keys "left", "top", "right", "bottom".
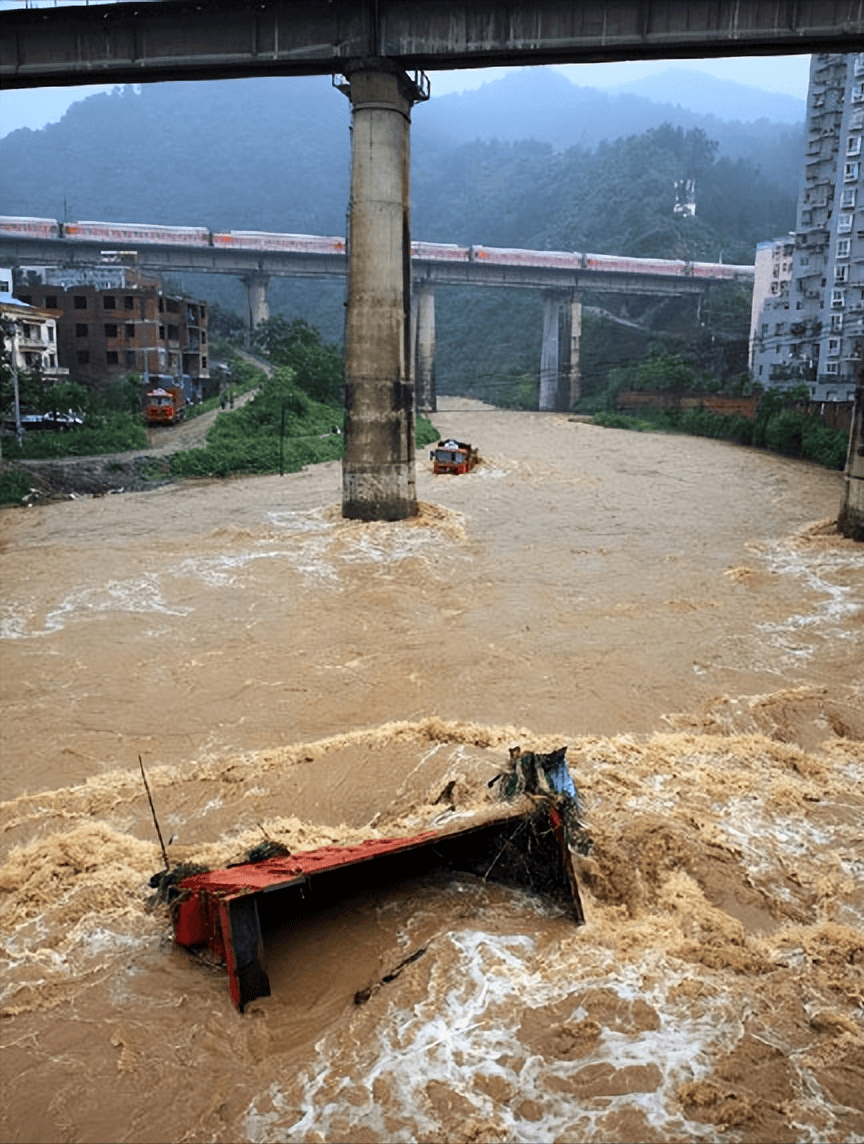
{"left": 0, "top": 217, "right": 753, "bottom": 297}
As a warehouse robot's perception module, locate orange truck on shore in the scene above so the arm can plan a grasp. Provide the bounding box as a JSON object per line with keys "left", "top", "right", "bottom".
{"left": 146, "top": 386, "right": 185, "bottom": 426}
{"left": 430, "top": 439, "right": 480, "bottom": 475}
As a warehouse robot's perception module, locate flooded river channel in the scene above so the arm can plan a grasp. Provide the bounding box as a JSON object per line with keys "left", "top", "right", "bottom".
{"left": 1, "top": 404, "right": 862, "bottom": 1143}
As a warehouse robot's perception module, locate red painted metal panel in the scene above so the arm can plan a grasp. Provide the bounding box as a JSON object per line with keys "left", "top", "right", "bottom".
{"left": 177, "top": 831, "right": 439, "bottom": 902}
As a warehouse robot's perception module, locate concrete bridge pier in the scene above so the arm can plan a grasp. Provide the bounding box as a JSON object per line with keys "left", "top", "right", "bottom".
{"left": 339, "top": 65, "right": 427, "bottom": 521}
{"left": 415, "top": 282, "right": 436, "bottom": 413}
{"left": 539, "top": 292, "right": 561, "bottom": 411}
{"left": 540, "top": 291, "right": 581, "bottom": 412}
{"left": 243, "top": 273, "right": 270, "bottom": 333}
{"left": 563, "top": 292, "right": 582, "bottom": 410}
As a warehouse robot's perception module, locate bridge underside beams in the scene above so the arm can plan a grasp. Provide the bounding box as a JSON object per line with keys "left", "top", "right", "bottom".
{"left": 2, "top": 0, "right": 858, "bottom": 89}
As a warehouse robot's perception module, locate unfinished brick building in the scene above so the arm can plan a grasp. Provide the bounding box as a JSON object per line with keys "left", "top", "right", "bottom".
{"left": 14, "top": 264, "right": 209, "bottom": 398}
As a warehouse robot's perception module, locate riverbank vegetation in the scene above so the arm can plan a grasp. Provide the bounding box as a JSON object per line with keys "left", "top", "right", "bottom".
{"left": 169, "top": 352, "right": 439, "bottom": 481}
{"left": 0, "top": 376, "right": 149, "bottom": 459}
{"left": 592, "top": 388, "right": 849, "bottom": 470}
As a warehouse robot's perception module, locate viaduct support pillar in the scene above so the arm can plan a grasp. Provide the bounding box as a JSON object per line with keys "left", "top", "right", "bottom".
{"left": 243, "top": 274, "right": 270, "bottom": 334}
{"left": 838, "top": 382, "right": 864, "bottom": 540}
{"left": 541, "top": 291, "right": 582, "bottom": 412}
{"left": 340, "top": 67, "right": 427, "bottom": 521}
{"left": 563, "top": 292, "right": 582, "bottom": 410}
{"left": 415, "top": 282, "right": 436, "bottom": 413}
{"left": 540, "top": 292, "right": 562, "bottom": 411}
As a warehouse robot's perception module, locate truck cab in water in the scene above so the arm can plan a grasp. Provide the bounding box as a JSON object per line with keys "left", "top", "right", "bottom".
{"left": 431, "top": 439, "right": 479, "bottom": 475}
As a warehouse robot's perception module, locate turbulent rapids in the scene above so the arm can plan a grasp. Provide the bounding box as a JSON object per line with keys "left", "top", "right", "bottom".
{"left": 1, "top": 403, "right": 862, "bottom": 1144}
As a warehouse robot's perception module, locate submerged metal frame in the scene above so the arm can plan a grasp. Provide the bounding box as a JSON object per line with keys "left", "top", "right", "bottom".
{"left": 173, "top": 802, "right": 585, "bottom": 1010}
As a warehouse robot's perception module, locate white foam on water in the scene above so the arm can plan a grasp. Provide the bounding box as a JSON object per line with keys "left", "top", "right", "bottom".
{"left": 245, "top": 936, "right": 740, "bottom": 1144}
{"left": 1, "top": 575, "right": 193, "bottom": 638}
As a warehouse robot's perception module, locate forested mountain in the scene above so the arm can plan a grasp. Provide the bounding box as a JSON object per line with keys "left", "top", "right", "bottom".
{"left": 0, "top": 70, "right": 803, "bottom": 400}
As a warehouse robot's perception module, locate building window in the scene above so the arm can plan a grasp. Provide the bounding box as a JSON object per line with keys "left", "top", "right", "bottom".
{"left": 166, "top": 298, "right": 179, "bottom": 314}
{"left": 831, "top": 289, "right": 846, "bottom": 307}
{"left": 75, "top": 323, "right": 88, "bottom": 337}
{"left": 828, "top": 338, "right": 841, "bottom": 356}
{"left": 74, "top": 295, "right": 87, "bottom": 309}
{"left": 825, "top": 362, "right": 839, "bottom": 374}
{"left": 848, "top": 136, "right": 863, "bottom": 157}
{"left": 761, "top": 323, "right": 768, "bottom": 336}
{"left": 124, "top": 296, "right": 134, "bottom": 310}
{"left": 835, "top": 264, "right": 848, "bottom": 282}
{"left": 844, "top": 161, "right": 860, "bottom": 181}
{"left": 125, "top": 323, "right": 135, "bottom": 338}
{"left": 202, "top": 356, "right": 207, "bottom": 369}
{"left": 77, "top": 350, "right": 90, "bottom": 365}
{"left": 159, "top": 325, "right": 165, "bottom": 339}
{"left": 775, "top": 322, "right": 784, "bottom": 335}
{"left": 44, "top": 295, "right": 57, "bottom": 309}
{"left": 158, "top": 297, "right": 164, "bottom": 312}
{"left": 837, "top": 238, "right": 851, "bottom": 258}
{"left": 104, "top": 323, "right": 118, "bottom": 338}
{"left": 831, "top": 313, "right": 844, "bottom": 332}
{"left": 126, "top": 350, "right": 136, "bottom": 368}
{"left": 838, "top": 214, "right": 854, "bottom": 234}
{"left": 106, "top": 351, "right": 119, "bottom": 365}
{"left": 103, "top": 295, "right": 116, "bottom": 310}
{"left": 841, "top": 187, "right": 857, "bottom": 208}
{"left": 201, "top": 330, "right": 207, "bottom": 343}
{"left": 46, "top": 326, "right": 54, "bottom": 342}
{"left": 167, "top": 325, "right": 179, "bottom": 341}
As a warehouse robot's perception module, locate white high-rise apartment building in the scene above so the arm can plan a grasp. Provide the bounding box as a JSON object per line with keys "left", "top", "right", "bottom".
{"left": 751, "top": 52, "right": 864, "bottom": 401}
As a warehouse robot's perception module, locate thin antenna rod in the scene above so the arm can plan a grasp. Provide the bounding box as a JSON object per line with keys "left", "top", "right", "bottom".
{"left": 139, "top": 754, "right": 169, "bottom": 870}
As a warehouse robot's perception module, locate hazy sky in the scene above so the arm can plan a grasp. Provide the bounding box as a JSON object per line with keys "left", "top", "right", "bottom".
{"left": 0, "top": 54, "right": 811, "bottom": 138}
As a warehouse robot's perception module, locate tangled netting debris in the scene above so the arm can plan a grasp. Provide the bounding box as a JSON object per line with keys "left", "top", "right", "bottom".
{"left": 490, "top": 745, "right": 593, "bottom": 856}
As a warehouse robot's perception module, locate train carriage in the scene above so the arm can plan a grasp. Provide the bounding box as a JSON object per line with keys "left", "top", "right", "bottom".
{"left": 212, "top": 231, "right": 346, "bottom": 255}
{"left": 411, "top": 241, "right": 470, "bottom": 262}
{"left": 471, "top": 245, "right": 581, "bottom": 270}
{"left": 64, "top": 221, "right": 210, "bottom": 246}
{"left": 0, "top": 216, "right": 60, "bottom": 240}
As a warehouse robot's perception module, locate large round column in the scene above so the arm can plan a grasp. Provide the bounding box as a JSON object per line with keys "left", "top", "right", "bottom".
{"left": 342, "top": 68, "right": 418, "bottom": 521}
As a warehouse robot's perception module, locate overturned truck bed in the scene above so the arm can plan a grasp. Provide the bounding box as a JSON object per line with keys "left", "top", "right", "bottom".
{"left": 173, "top": 791, "right": 585, "bottom": 1011}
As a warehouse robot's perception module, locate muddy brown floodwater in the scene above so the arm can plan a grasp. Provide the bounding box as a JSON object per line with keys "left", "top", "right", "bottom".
{"left": 1, "top": 402, "right": 862, "bottom": 1144}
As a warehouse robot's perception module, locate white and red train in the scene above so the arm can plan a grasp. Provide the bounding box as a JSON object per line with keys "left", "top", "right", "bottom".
{"left": 0, "top": 216, "right": 752, "bottom": 280}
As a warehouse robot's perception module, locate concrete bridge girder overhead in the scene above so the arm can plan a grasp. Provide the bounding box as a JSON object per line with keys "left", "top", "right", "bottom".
{"left": 2, "top": 1, "right": 860, "bottom": 88}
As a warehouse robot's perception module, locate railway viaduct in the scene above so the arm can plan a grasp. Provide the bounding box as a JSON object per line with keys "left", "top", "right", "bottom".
{"left": 0, "top": 219, "right": 754, "bottom": 417}
{"left": 2, "top": 0, "right": 862, "bottom": 520}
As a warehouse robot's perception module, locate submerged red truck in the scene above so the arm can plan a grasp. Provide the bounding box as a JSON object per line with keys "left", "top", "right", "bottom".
{"left": 430, "top": 439, "right": 479, "bottom": 475}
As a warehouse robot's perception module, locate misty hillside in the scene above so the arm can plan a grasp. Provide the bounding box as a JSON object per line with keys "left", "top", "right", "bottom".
{"left": 0, "top": 70, "right": 803, "bottom": 399}
{"left": 606, "top": 66, "right": 804, "bottom": 123}
{"left": 0, "top": 67, "right": 803, "bottom": 232}
{"left": 415, "top": 68, "right": 804, "bottom": 196}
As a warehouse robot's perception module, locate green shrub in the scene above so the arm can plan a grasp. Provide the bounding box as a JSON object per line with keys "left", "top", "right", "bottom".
{"left": 7, "top": 414, "right": 148, "bottom": 459}
{"left": 764, "top": 410, "right": 804, "bottom": 457}
{"left": 0, "top": 467, "right": 32, "bottom": 505}
{"left": 800, "top": 419, "right": 848, "bottom": 470}
{"left": 591, "top": 412, "right": 649, "bottom": 431}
